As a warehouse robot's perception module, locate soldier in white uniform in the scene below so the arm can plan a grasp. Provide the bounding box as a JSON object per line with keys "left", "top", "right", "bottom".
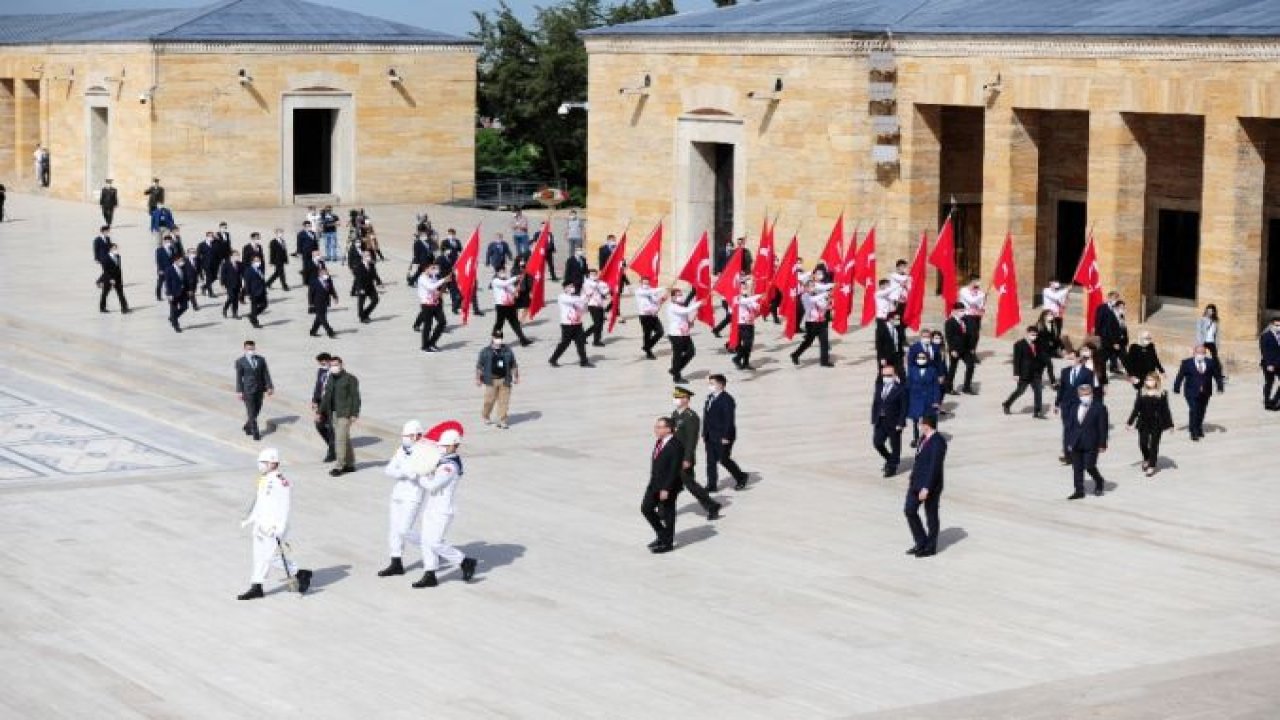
{"left": 238, "top": 448, "right": 312, "bottom": 600}
{"left": 411, "top": 424, "right": 478, "bottom": 588}
{"left": 377, "top": 420, "right": 428, "bottom": 577}
{"left": 635, "top": 277, "right": 666, "bottom": 359}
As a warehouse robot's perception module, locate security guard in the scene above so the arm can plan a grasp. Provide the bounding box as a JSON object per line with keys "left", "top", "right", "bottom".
{"left": 377, "top": 420, "right": 428, "bottom": 577}
{"left": 238, "top": 448, "right": 312, "bottom": 600}
{"left": 671, "top": 387, "right": 722, "bottom": 520}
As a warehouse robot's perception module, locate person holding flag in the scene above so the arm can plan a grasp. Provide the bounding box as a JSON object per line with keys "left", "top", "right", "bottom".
{"left": 790, "top": 279, "right": 835, "bottom": 367}
{"left": 733, "top": 279, "right": 764, "bottom": 370}
{"left": 635, "top": 277, "right": 667, "bottom": 359}
{"left": 490, "top": 266, "right": 531, "bottom": 346}
{"left": 548, "top": 284, "right": 593, "bottom": 368}
{"left": 958, "top": 275, "right": 988, "bottom": 350}
{"left": 666, "top": 287, "right": 702, "bottom": 384}
{"left": 416, "top": 262, "right": 451, "bottom": 353}
{"left": 583, "top": 268, "right": 610, "bottom": 347}
{"left": 1042, "top": 280, "right": 1070, "bottom": 336}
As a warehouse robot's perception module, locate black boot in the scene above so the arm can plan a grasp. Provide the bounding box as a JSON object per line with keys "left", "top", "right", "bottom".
{"left": 461, "top": 557, "right": 477, "bottom": 582}
{"left": 377, "top": 557, "right": 405, "bottom": 577}
{"left": 411, "top": 571, "right": 438, "bottom": 588}
{"left": 237, "top": 584, "right": 264, "bottom": 600}
{"left": 295, "top": 569, "right": 313, "bottom": 594}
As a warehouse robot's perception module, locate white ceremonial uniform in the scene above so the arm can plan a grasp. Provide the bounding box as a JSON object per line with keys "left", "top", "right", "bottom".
{"left": 667, "top": 299, "right": 702, "bottom": 337}
{"left": 383, "top": 443, "right": 430, "bottom": 557}
{"left": 491, "top": 276, "right": 518, "bottom": 307}
{"left": 888, "top": 271, "right": 911, "bottom": 303}
{"left": 1042, "top": 286, "right": 1069, "bottom": 317}
{"left": 416, "top": 274, "right": 446, "bottom": 306}
{"left": 418, "top": 453, "right": 465, "bottom": 571}
{"left": 959, "top": 286, "right": 987, "bottom": 316}
{"left": 557, "top": 293, "right": 586, "bottom": 324}
{"left": 244, "top": 471, "right": 296, "bottom": 584}
{"left": 635, "top": 287, "right": 664, "bottom": 316}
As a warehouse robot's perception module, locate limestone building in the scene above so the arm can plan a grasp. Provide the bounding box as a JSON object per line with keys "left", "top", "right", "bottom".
{"left": 0, "top": 0, "right": 477, "bottom": 209}
{"left": 583, "top": 0, "right": 1280, "bottom": 344}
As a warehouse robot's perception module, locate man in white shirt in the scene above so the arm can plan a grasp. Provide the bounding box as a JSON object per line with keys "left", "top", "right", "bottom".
{"left": 582, "top": 269, "right": 609, "bottom": 347}
{"left": 958, "top": 276, "right": 987, "bottom": 344}
{"left": 667, "top": 287, "right": 702, "bottom": 383}
{"left": 635, "top": 277, "right": 666, "bottom": 359}
{"left": 733, "top": 283, "right": 763, "bottom": 370}
{"left": 1042, "top": 280, "right": 1070, "bottom": 336}
{"left": 790, "top": 280, "right": 834, "bottom": 367}
{"left": 549, "top": 284, "right": 592, "bottom": 367}
{"left": 237, "top": 448, "right": 312, "bottom": 600}
{"left": 490, "top": 268, "right": 530, "bottom": 345}
{"left": 411, "top": 426, "right": 478, "bottom": 588}
{"left": 874, "top": 278, "right": 896, "bottom": 323}
{"left": 416, "top": 263, "right": 452, "bottom": 352}
{"left": 888, "top": 259, "right": 911, "bottom": 315}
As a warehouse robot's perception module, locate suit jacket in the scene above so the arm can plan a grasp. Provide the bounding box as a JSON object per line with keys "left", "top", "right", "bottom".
{"left": 599, "top": 243, "right": 619, "bottom": 271}
{"left": 162, "top": 265, "right": 185, "bottom": 298}
{"left": 670, "top": 408, "right": 701, "bottom": 466}
{"left": 309, "top": 277, "right": 338, "bottom": 310}
{"left": 321, "top": 372, "right": 361, "bottom": 418}
{"left": 908, "top": 432, "right": 947, "bottom": 493}
{"left": 1095, "top": 304, "right": 1122, "bottom": 343}
{"left": 296, "top": 231, "right": 319, "bottom": 259}
{"left": 144, "top": 185, "right": 165, "bottom": 210}
{"left": 1011, "top": 339, "right": 1045, "bottom": 380}
{"left": 154, "top": 245, "right": 176, "bottom": 273}
{"left": 352, "top": 261, "right": 380, "bottom": 295}
{"left": 243, "top": 265, "right": 267, "bottom": 298}
{"left": 1261, "top": 331, "right": 1280, "bottom": 368}
{"left": 1056, "top": 365, "right": 1095, "bottom": 409}
{"left": 196, "top": 241, "right": 214, "bottom": 271}
{"left": 702, "top": 392, "right": 737, "bottom": 442}
{"left": 564, "top": 256, "right": 588, "bottom": 290}
{"left": 269, "top": 238, "right": 289, "bottom": 265}
{"left": 871, "top": 380, "right": 908, "bottom": 427}
{"left": 99, "top": 253, "right": 123, "bottom": 282}
{"left": 1173, "top": 357, "right": 1224, "bottom": 398}
{"left": 412, "top": 238, "right": 434, "bottom": 266}
{"left": 944, "top": 316, "right": 973, "bottom": 354}
{"left": 210, "top": 236, "right": 230, "bottom": 267}
{"left": 242, "top": 242, "right": 265, "bottom": 264}
{"left": 875, "top": 322, "right": 906, "bottom": 364}
{"left": 99, "top": 186, "right": 118, "bottom": 208}
{"left": 93, "top": 235, "right": 110, "bottom": 264}
{"left": 220, "top": 260, "right": 244, "bottom": 293}
{"left": 1064, "top": 401, "right": 1109, "bottom": 451}
{"left": 235, "top": 355, "right": 274, "bottom": 395}
{"left": 907, "top": 341, "right": 946, "bottom": 375}
{"left": 485, "top": 240, "right": 512, "bottom": 269}
{"left": 181, "top": 261, "right": 199, "bottom": 292}
{"left": 311, "top": 367, "right": 330, "bottom": 406}
{"left": 647, "top": 436, "right": 684, "bottom": 497}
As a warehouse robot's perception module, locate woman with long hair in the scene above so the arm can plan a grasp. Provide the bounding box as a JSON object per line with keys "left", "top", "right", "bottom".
{"left": 1196, "top": 304, "right": 1220, "bottom": 360}
{"left": 1126, "top": 372, "right": 1174, "bottom": 477}
{"left": 1035, "top": 309, "right": 1062, "bottom": 388}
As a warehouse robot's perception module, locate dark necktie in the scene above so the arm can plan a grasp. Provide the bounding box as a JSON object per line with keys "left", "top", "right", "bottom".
{"left": 652, "top": 439, "right": 663, "bottom": 459}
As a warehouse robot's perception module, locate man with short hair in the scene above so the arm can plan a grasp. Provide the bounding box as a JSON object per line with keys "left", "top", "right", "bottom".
{"left": 565, "top": 210, "right": 585, "bottom": 255}
{"left": 477, "top": 332, "right": 519, "bottom": 428}
{"left": 220, "top": 250, "right": 244, "bottom": 319}
{"left": 943, "top": 303, "right": 977, "bottom": 395}
{"left": 1172, "top": 344, "right": 1225, "bottom": 441}
{"left": 416, "top": 262, "right": 451, "bottom": 351}
{"left": 703, "top": 374, "right": 748, "bottom": 491}
{"left": 549, "top": 284, "right": 592, "bottom": 368}
{"left": 234, "top": 340, "right": 274, "bottom": 441}
{"left": 1260, "top": 316, "right": 1280, "bottom": 410}
{"left": 98, "top": 242, "right": 129, "bottom": 314}
{"left": 163, "top": 253, "right": 187, "bottom": 333}
{"left": 1002, "top": 325, "right": 1048, "bottom": 418}
{"left": 485, "top": 232, "right": 513, "bottom": 273}
{"left": 1064, "top": 384, "right": 1108, "bottom": 499}
{"left": 904, "top": 415, "right": 947, "bottom": 558}
{"left": 321, "top": 356, "right": 360, "bottom": 476}
{"left": 635, "top": 278, "right": 666, "bottom": 360}
{"left": 310, "top": 352, "right": 336, "bottom": 463}
{"left": 143, "top": 177, "right": 165, "bottom": 218}
{"left": 320, "top": 205, "right": 339, "bottom": 262}
{"left": 98, "top": 178, "right": 118, "bottom": 226}
{"left": 308, "top": 268, "right": 338, "bottom": 339}
{"left": 671, "top": 386, "right": 723, "bottom": 520}
{"left": 872, "top": 366, "right": 907, "bottom": 477}
{"left": 666, "top": 288, "right": 702, "bottom": 383}
{"left": 643, "top": 416, "right": 683, "bottom": 554}
{"left": 244, "top": 254, "right": 268, "bottom": 329}
{"left": 154, "top": 235, "right": 177, "bottom": 301}
{"left": 296, "top": 221, "right": 320, "bottom": 289}
{"left": 266, "top": 229, "right": 290, "bottom": 290}
{"left": 491, "top": 268, "right": 530, "bottom": 345}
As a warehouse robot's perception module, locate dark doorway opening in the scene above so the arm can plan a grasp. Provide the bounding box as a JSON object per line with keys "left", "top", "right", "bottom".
{"left": 1266, "top": 219, "right": 1280, "bottom": 311}
{"left": 711, "top": 143, "right": 734, "bottom": 248}
{"left": 293, "top": 108, "right": 335, "bottom": 195}
{"left": 938, "top": 203, "right": 982, "bottom": 284}
{"left": 1055, "top": 200, "right": 1087, "bottom": 284}
{"left": 1155, "top": 209, "right": 1200, "bottom": 300}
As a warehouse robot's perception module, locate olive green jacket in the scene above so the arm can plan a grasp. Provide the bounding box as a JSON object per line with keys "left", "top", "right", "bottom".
{"left": 671, "top": 407, "right": 700, "bottom": 466}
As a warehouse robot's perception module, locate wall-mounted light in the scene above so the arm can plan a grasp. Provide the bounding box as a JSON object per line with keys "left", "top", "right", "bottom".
{"left": 238, "top": 68, "right": 253, "bottom": 85}
{"left": 747, "top": 77, "right": 784, "bottom": 101}
{"left": 982, "top": 73, "right": 1002, "bottom": 103}
{"left": 557, "top": 101, "right": 588, "bottom": 116}
{"left": 618, "top": 73, "right": 651, "bottom": 96}
{"left": 139, "top": 87, "right": 155, "bottom": 105}
{"left": 388, "top": 68, "right": 403, "bottom": 85}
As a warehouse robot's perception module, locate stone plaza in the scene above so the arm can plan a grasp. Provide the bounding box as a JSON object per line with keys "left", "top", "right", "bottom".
{"left": 0, "top": 191, "right": 1278, "bottom": 718}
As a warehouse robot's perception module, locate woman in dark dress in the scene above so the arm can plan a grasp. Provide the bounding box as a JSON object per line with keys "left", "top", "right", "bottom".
{"left": 1126, "top": 372, "right": 1174, "bottom": 477}
{"left": 1125, "top": 330, "right": 1166, "bottom": 390}
{"left": 1035, "top": 309, "right": 1062, "bottom": 388}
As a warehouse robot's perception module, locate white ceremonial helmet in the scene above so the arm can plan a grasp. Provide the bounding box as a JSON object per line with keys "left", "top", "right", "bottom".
{"left": 257, "top": 448, "right": 280, "bottom": 464}
{"left": 401, "top": 419, "right": 424, "bottom": 436}
{"left": 436, "top": 429, "right": 463, "bottom": 447}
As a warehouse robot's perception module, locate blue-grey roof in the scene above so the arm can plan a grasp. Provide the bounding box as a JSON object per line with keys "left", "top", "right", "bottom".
{"left": 584, "top": 0, "right": 1280, "bottom": 38}
{"left": 0, "top": 0, "right": 473, "bottom": 45}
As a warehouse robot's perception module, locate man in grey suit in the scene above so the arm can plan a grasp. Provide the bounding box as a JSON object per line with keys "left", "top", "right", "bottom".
{"left": 235, "top": 340, "right": 274, "bottom": 441}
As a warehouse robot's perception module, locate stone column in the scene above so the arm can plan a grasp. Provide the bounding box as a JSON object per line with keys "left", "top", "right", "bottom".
{"left": 15, "top": 78, "right": 41, "bottom": 185}
{"left": 0, "top": 80, "right": 15, "bottom": 181}
{"left": 1087, "top": 111, "right": 1146, "bottom": 321}
{"left": 981, "top": 106, "right": 1040, "bottom": 306}
{"left": 1199, "top": 115, "right": 1266, "bottom": 347}
{"left": 891, "top": 103, "right": 941, "bottom": 264}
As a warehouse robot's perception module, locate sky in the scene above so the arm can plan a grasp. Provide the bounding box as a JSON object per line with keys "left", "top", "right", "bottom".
{"left": 2, "top": 0, "right": 710, "bottom": 38}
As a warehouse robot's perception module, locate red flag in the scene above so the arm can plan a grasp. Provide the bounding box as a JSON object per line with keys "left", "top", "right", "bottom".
{"left": 752, "top": 216, "right": 777, "bottom": 305}
{"left": 855, "top": 227, "right": 878, "bottom": 327}
{"left": 819, "top": 213, "right": 845, "bottom": 275}
{"left": 992, "top": 233, "right": 1022, "bottom": 337}
{"left": 600, "top": 232, "right": 628, "bottom": 332}
{"left": 832, "top": 229, "right": 859, "bottom": 334}
{"left": 678, "top": 231, "right": 715, "bottom": 327}
{"left": 713, "top": 248, "right": 745, "bottom": 350}
{"left": 772, "top": 236, "right": 800, "bottom": 339}
{"left": 902, "top": 231, "right": 929, "bottom": 331}
{"left": 929, "top": 214, "right": 958, "bottom": 312}
{"left": 524, "top": 221, "right": 551, "bottom": 319}
{"left": 627, "top": 222, "right": 662, "bottom": 286}
{"left": 1072, "top": 233, "right": 1104, "bottom": 336}
{"left": 454, "top": 226, "right": 482, "bottom": 326}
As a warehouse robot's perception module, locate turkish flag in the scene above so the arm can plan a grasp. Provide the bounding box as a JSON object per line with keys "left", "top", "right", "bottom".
{"left": 902, "top": 231, "right": 929, "bottom": 331}
{"left": 1072, "top": 233, "right": 1104, "bottom": 336}
{"left": 832, "top": 229, "right": 859, "bottom": 334}
{"left": 713, "top": 248, "right": 745, "bottom": 350}
{"left": 855, "top": 227, "right": 878, "bottom": 327}
{"left": 454, "top": 226, "right": 482, "bottom": 326}
{"left": 524, "top": 220, "right": 551, "bottom": 319}
{"left": 627, "top": 222, "right": 662, "bottom": 286}
{"left": 752, "top": 216, "right": 777, "bottom": 304}
{"left": 992, "top": 233, "right": 1022, "bottom": 337}
{"left": 772, "top": 236, "right": 800, "bottom": 339}
{"left": 820, "top": 213, "right": 845, "bottom": 275}
{"left": 678, "top": 231, "right": 715, "bottom": 327}
{"left": 929, "top": 215, "right": 958, "bottom": 311}
{"left": 600, "top": 232, "right": 628, "bottom": 332}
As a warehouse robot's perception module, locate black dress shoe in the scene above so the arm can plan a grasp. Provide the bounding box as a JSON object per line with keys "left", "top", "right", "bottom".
{"left": 647, "top": 539, "right": 664, "bottom": 549}
{"left": 310, "top": 331, "right": 321, "bottom": 337}
{"left": 520, "top": 339, "right": 533, "bottom": 346}
{"left": 100, "top": 308, "right": 110, "bottom": 314}
{"left": 1002, "top": 403, "right": 1011, "bottom": 415}
{"left": 411, "top": 571, "right": 439, "bottom": 588}
{"left": 252, "top": 428, "right": 261, "bottom": 441}
{"left": 580, "top": 362, "right": 595, "bottom": 368}
{"left": 820, "top": 361, "right": 835, "bottom": 367}
{"left": 461, "top": 557, "right": 477, "bottom": 581}
{"left": 672, "top": 375, "right": 687, "bottom": 383}
{"left": 734, "top": 480, "right": 747, "bottom": 490}
{"left": 1093, "top": 488, "right": 1105, "bottom": 496}
{"left": 883, "top": 467, "right": 897, "bottom": 477}
{"left": 915, "top": 548, "right": 936, "bottom": 558}
{"left": 1067, "top": 491, "right": 1085, "bottom": 500}
{"left": 962, "top": 388, "right": 977, "bottom": 395}
{"left": 327, "top": 332, "right": 337, "bottom": 339}
{"left": 295, "top": 569, "right": 313, "bottom": 594}
{"left": 592, "top": 341, "right": 606, "bottom": 347}
{"left": 237, "top": 584, "right": 265, "bottom": 600}
{"left": 707, "top": 503, "right": 722, "bottom": 520}
{"left": 905, "top": 546, "right": 920, "bottom": 556}
{"left": 322, "top": 453, "right": 337, "bottom": 463}
{"left": 549, "top": 360, "right": 560, "bottom": 367}
{"left": 790, "top": 353, "right": 800, "bottom": 366}
{"left": 378, "top": 557, "right": 405, "bottom": 576}
{"left": 650, "top": 543, "right": 674, "bottom": 554}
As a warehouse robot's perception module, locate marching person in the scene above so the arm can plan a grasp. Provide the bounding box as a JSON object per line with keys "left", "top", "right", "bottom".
{"left": 416, "top": 262, "right": 450, "bottom": 352}
{"left": 1064, "top": 384, "right": 1108, "bottom": 500}
{"left": 1095, "top": 292, "right": 1125, "bottom": 376}
{"left": 196, "top": 232, "right": 217, "bottom": 298}
{"left": 635, "top": 277, "right": 666, "bottom": 360}
{"left": 1035, "top": 309, "right": 1063, "bottom": 388}
{"left": 1126, "top": 373, "right": 1174, "bottom": 477}
{"left": 320, "top": 356, "right": 360, "bottom": 476}
{"left": 666, "top": 287, "right": 702, "bottom": 384}
{"left": 872, "top": 366, "right": 907, "bottom": 477}
{"left": 351, "top": 250, "right": 381, "bottom": 324}
{"left": 790, "top": 279, "right": 834, "bottom": 367}
{"left": 491, "top": 267, "right": 531, "bottom": 345}
{"left": 549, "top": 283, "right": 592, "bottom": 368}
{"left": 244, "top": 255, "right": 268, "bottom": 329}
{"left": 411, "top": 423, "right": 478, "bottom": 588}
{"left": 234, "top": 340, "right": 273, "bottom": 441}
{"left": 703, "top": 374, "right": 748, "bottom": 491}
{"left": 98, "top": 178, "right": 118, "bottom": 226}
{"left": 378, "top": 420, "right": 427, "bottom": 577}
{"left": 906, "top": 350, "right": 942, "bottom": 448}
{"left": 1172, "top": 344, "right": 1224, "bottom": 442}
{"left": 958, "top": 275, "right": 986, "bottom": 347}
{"left": 154, "top": 235, "right": 177, "bottom": 301}
{"left": 875, "top": 310, "right": 906, "bottom": 379}
{"left": 1002, "top": 325, "right": 1047, "bottom": 418}
{"left": 943, "top": 303, "right": 976, "bottom": 395}
{"left": 671, "top": 387, "right": 722, "bottom": 519}
{"left": 1259, "top": 315, "right": 1280, "bottom": 410}
{"left": 583, "top": 268, "right": 609, "bottom": 347}
{"left": 241, "top": 232, "right": 265, "bottom": 267}
{"left": 1125, "top": 331, "right": 1166, "bottom": 390}
{"left": 308, "top": 267, "right": 339, "bottom": 339}
{"left": 904, "top": 415, "right": 947, "bottom": 558}
{"left": 1054, "top": 351, "right": 1095, "bottom": 464}
{"left": 98, "top": 242, "right": 130, "bottom": 314}
{"left": 409, "top": 230, "right": 434, "bottom": 287}
{"left": 237, "top": 448, "right": 312, "bottom": 600}
{"left": 163, "top": 253, "right": 188, "bottom": 333}
{"left": 642, "top": 416, "right": 683, "bottom": 554}
{"left": 310, "top": 352, "right": 336, "bottom": 463}
{"left": 220, "top": 250, "right": 245, "bottom": 319}
{"left": 477, "top": 331, "right": 519, "bottom": 429}
{"left": 733, "top": 281, "right": 763, "bottom": 371}
{"left": 266, "top": 229, "right": 290, "bottom": 291}
{"left": 182, "top": 248, "right": 202, "bottom": 312}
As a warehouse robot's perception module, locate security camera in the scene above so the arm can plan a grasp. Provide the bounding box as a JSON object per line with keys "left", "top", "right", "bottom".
{"left": 557, "top": 103, "right": 569, "bottom": 116}
{"left": 139, "top": 92, "right": 150, "bottom": 104}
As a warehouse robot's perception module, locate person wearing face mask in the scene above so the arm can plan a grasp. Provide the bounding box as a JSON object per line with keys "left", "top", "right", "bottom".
{"left": 1095, "top": 291, "right": 1126, "bottom": 376}
{"left": 907, "top": 327, "right": 944, "bottom": 376}
{"left": 929, "top": 332, "right": 950, "bottom": 407}
{"left": 378, "top": 420, "right": 428, "bottom": 577}
{"left": 666, "top": 287, "right": 703, "bottom": 384}
{"left": 296, "top": 221, "right": 320, "bottom": 289}
{"left": 416, "top": 263, "right": 451, "bottom": 350}
{"left": 564, "top": 247, "right": 588, "bottom": 291}
{"left": 733, "top": 282, "right": 763, "bottom": 370}
{"left": 958, "top": 275, "right": 987, "bottom": 349}
{"left": 408, "top": 230, "right": 434, "bottom": 287}
{"left": 1035, "top": 309, "right": 1062, "bottom": 388}
{"left": 1125, "top": 332, "right": 1165, "bottom": 390}
{"left": 671, "top": 386, "right": 723, "bottom": 520}
{"left": 310, "top": 352, "right": 336, "bottom": 463}
{"left": 220, "top": 250, "right": 245, "bottom": 319}
{"left": 872, "top": 368, "right": 908, "bottom": 477}
{"left": 351, "top": 251, "right": 382, "bottom": 324}
{"left": 876, "top": 311, "right": 907, "bottom": 379}
{"left": 943, "top": 303, "right": 976, "bottom": 395}
{"left": 906, "top": 349, "right": 942, "bottom": 448}
{"left": 888, "top": 259, "right": 911, "bottom": 317}
{"left": 1064, "top": 384, "right": 1108, "bottom": 500}
{"left": 1054, "top": 351, "right": 1095, "bottom": 464}
{"left": 266, "top": 229, "right": 290, "bottom": 291}
{"left": 476, "top": 332, "right": 520, "bottom": 428}
{"left": 702, "top": 375, "right": 748, "bottom": 492}
{"left": 320, "top": 357, "right": 360, "bottom": 476}
{"left": 791, "top": 279, "right": 835, "bottom": 367}
{"left": 241, "top": 231, "right": 265, "bottom": 268}
{"left": 243, "top": 255, "right": 269, "bottom": 329}
{"left": 582, "top": 269, "right": 610, "bottom": 347}
{"left": 196, "top": 232, "right": 217, "bottom": 298}
{"left": 234, "top": 340, "right": 274, "bottom": 441}
{"left": 549, "top": 284, "right": 592, "bottom": 368}
{"left": 95, "top": 241, "right": 129, "bottom": 314}
{"left": 485, "top": 232, "right": 513, "bottom": 274}
{"left": 904, "top": 414, "right": 947, "bottom": 558}
{"left": 308, "top": 268, "right": 339, "bottom": 338}
{"left": 1081, "top": 342, "right": 1107, "bottom": 400}
{"left": 635, "top": 277, "right": 666, "bottom": 360}
{"left": 1003, "top": 325, "right": 1048, "bottom": 418}
{"left": 182, "top": 249, "right": 202, "bottom": 311}
{"left": 237, "top": 448, "right": 312, "bottom": 600}
{"left": 490, "top": 268, "right": 530, "bottom": 345}
{"left": 163, "top": 254, "right": 188, "bottom": 333}
{"left": 1042, "top": 279, "right": 1070, "bottom": 337}
{"left": 1172, "top": 344, "right": 1225, "bottom": 441}
{"left": 565, "top": 210, "right": 586, "bottom": 255}
{"left": 409, "top": 423, "right": 478, "bottom": 588}
{"left": 1126, "top": 373, "right": 1174, "bottom": 477}
{"left": 93, "top": 225, "right": 112, "bottom": 288}
{"left": 1259, "top": 316, "right": 1280, "bottom": 410}
{"left": 154, "top": 235, "right": 177, "bottom": 301}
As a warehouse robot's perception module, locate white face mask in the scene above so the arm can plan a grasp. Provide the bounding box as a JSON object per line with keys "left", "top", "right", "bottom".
{"left": 1079, "top": 398, "right": 1092, "bottom": 407}
{"left": 401, "top": 439, "right": 414, "bottom": 451}
{"left": 672, "top": 399, "right": 683, "bottom": 408}
{"left": 244, "top": 351, "right": 255, "bottom": 358}
{"left": 257, "top": 461, "right": 270, "bottom": 473}
{"left": 1194, "top": 354, "right": 1206, "bottom": 361}
{"left": 252, "top": 261, "right": 261, "bottom": 269}
{"left": 916, "top": 358, "right": 929, "bottom": 366}
{"left": 881, "top": 376, "right": 895, "bottom": 384}
{"left": 1145, "top": 381, "right": 1157, "bottom": 388}
{"left": 329, "top": 366, "right": 343, "bottom": 375}
{"left": 707, "top": 385, "right": 718, "bottom": 394}
{"left": 491, "top": 340, "right": 503, "bottom": 349}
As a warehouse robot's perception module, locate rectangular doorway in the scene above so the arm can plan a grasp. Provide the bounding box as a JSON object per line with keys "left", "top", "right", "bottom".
{"left": 1266, "top": 218, "right": 1280, "bottom": 312}
{"left": 938, "top": 203, "right": 982, "bottom": 282}
{"left": 293, "top": 108, "right": 335, "bottom": 195}
{"left": 1155, "top": 209, "right": 1200, "bottom": 301}
{"left": 692, "top": 142, "right": 735, "bottom": 248}
{"left": 88, "top": 106, "right": 109, "bottom": 197}
{"left": 1055, "top": 200, "right": 1087, "bottom": 284}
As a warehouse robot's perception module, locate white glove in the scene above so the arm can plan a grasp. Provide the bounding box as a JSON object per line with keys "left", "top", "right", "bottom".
{"left": 239, "top": 517, "right": 252, "bottom": 528}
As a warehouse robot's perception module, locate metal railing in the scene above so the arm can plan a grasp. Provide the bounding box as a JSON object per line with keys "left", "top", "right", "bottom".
{"left": 448, "top": 179, "right": 568, "bottom": 210}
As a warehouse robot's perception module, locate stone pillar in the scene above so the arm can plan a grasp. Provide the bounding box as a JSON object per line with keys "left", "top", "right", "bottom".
{"left": 891, "top": 103, "right": 941, "bottom": 264}
{"left": 1087, "top": 111, "right": 1146, "bottom": 322}
{"left": 982, "top": 107, "right": 1040, "bottom": 306}
{"left": 15, "top": 79, "right": 41, "bottom": 185}
{"left": 0, "top": 80, "right": 15, "bottom": 181}
{"left": 1199, "top": 115, "right": 1266, "bottom": 347}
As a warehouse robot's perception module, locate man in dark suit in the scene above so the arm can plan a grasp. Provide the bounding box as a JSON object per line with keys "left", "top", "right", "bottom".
{"left": 872, "top": 366, "right": 908, "bottom": 477}
{"left": 875, "top": 311, "right": 907, "bottom": 379}
{"left": 210, "top": 225, "right": 230, "bottom": 288}
{"left": 143, "top": 178, "right": 164, "bottom": 217}
{"left": 905, "top": 414, "right": 947, "bottom": 557}
{"left": 1053, "top": 351, "right": 1095, "bottom": 463}
{"left": 641, "top": 416, "right": 684, "bottom": 554}
{"left": 310, "top": 352, "right": 336, "bottom": 463}
{"left": 220, "top": 251, "right": 245, "bottom": 319}
{"left": 163, "top": 255, "right": 187, "bottom": 332}
{"left": 234, "top": 340, "right": 274, "bottom": 441}
{"left": 352, "top": 251, "right": 381, "bottom": 323}
{"left": 1064, "top": 384, "right": 1108, "bottom": 499}
{"left": 671, "top": 386, "right": 723, "bottom": 519}
{"left": 98, "top": 242, "right": 129, "bottom": 313}
{"left": 92, "top": 225, "right": 111, "bottom": 287}
{"left": 98, "top": 179, "right": 118, "bottom": 226}
{"left": 181, "top": 249, "right": 201, "bottom": 311}
{"left": 309, "top": 269, "right": 339, "bottom": 338}
{"left": 243, "top": 256, "right": 268, "bottom": 329}
{"left": 196, "top": 232, "right": 217, "bottom": 297}
{"left": 703, "top": 374, "right": 748, "bottom": 492}
{"left": 564, "top": 248, "right": 588, "bottom": 292}
{"left": 266, "top": 230, "right": 290, "bottom": 290}
{"left": 297, "top": 222, "right": 320, "bottom": 288}
{"left": 1002, "top": 325, "right": 1047, "bottom": 418}
{"left": 409, "top": 231, "right": 434, "bottom": 286}
{"left": 1172, "top": 345, "right": 1225, "bottom": 441}
{"left": 1094, "top": 293, "right": 1124, "bottom": 375}
{"left": 241, "top": 232, "right": 265, "bottom": 267}
{"left": 943, "top": 303, "right": 977, "bottom": 394}
{"left": 154, "top": 236, "right": 177, "bottom": 301}
{"left": 1260, "top": 316, "right": 1280, "bottom": 410}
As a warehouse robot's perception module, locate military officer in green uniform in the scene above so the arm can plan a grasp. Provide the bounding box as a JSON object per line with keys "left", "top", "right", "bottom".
{"left": 670, "top": 386, "right": 723, "bottom": 520}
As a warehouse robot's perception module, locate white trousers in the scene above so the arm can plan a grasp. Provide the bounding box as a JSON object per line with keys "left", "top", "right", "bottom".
{"left": 388, "top": 495, "right": 423, "bottom": 557}
{"left": 251, "top": 531, "right": 297, "bottom": 584}
{"left": 420, "top": 512, "right": 463, "bottom": 571}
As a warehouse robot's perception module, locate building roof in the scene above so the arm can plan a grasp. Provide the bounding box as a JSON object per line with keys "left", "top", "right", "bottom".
{"left": 583, "top": 0, "right": 1280, "bottom": 38}
{"left": 0, "top": 0, "right": 473, "bottom": 46}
